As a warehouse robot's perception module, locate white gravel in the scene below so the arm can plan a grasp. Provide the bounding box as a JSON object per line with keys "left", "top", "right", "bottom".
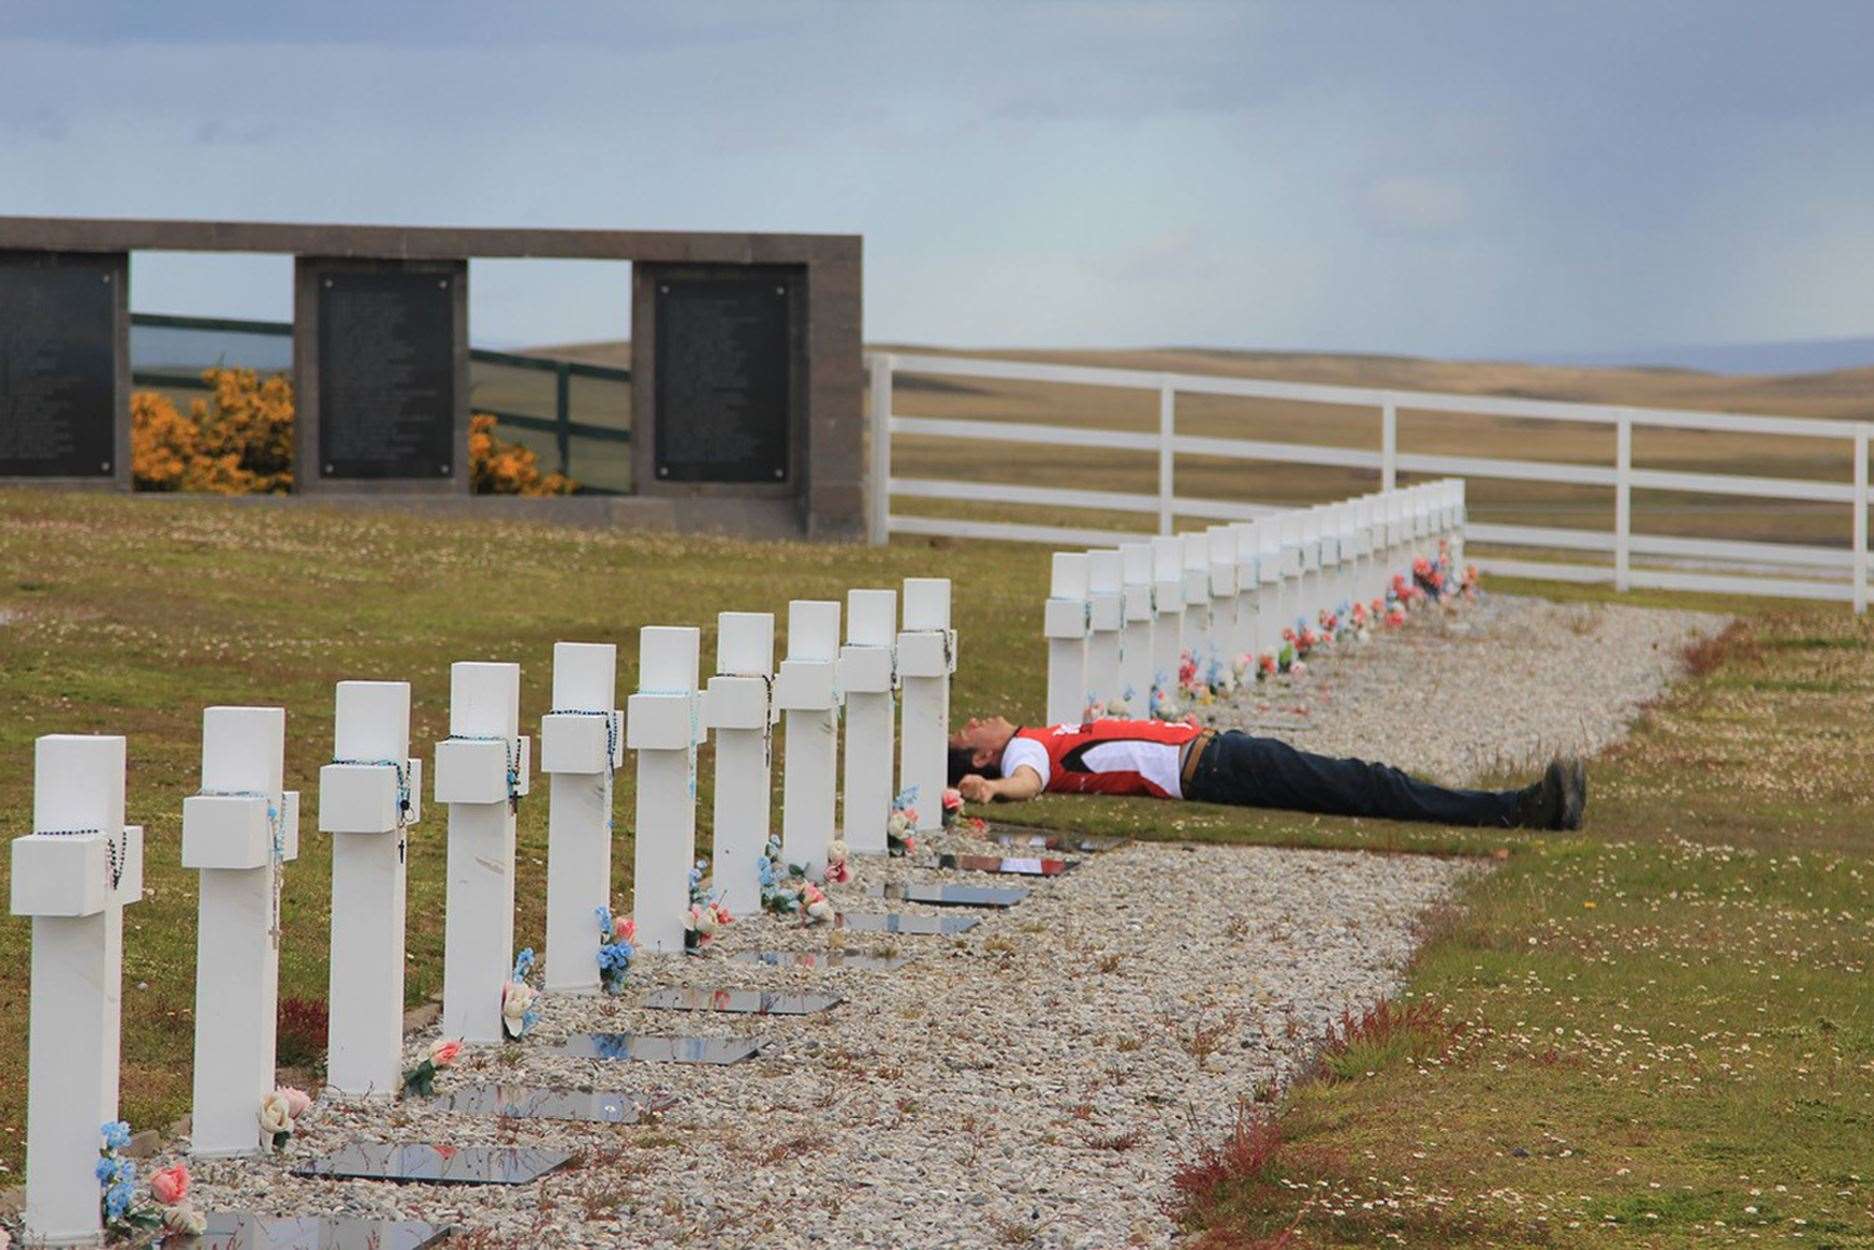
{"left": 1199, "top": 592, "right": 1727, "bottom": 784}
{"left": 166, "top": 842, "right": 1472, "bottom": 1249}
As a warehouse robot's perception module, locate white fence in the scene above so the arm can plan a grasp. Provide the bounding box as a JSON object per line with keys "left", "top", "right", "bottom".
{"left": 866, "top": 351, "right": 1872, "bottom": 612}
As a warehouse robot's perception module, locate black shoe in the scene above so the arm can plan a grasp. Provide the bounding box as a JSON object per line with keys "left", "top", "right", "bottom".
{"left": 1511, "top": 758, "right": 1567, "bottom": 830}
{"left": 1558, "top": 757, "right": 1587, "bottom": 831}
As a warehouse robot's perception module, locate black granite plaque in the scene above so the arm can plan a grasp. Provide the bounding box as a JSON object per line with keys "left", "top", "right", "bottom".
{"left": 158, "top": 1211, "right": 450, "bottom": 1249}
{"left": 992, "top": 831, "right": 1132, "bottom": 854}
{"left": 555, "top": 1033, "right": 763, "bottom": 1064}
{"left": 428, "top": 1084, "right": 675, "bottom": 1123}
{"left": 833, "top": 912, "right": 980, "bottom": 936}
{"left": 317, "top": 269, "right": 456, "bottom": 480}
{"left": 939, "top": 852, "right": 1075, "bottom": 876}
{"left": 289, "top": 1144, "right": 569, "bottom": 1186}
{"left": 653, "top": 275, "right": 790, "bottom": 482}
{"left": 729, "top": 950, "right": 910, "bottom": 971}
{"left": 645, "top": 987, "right": 843, "bottom": 1015}
{"left": 866, "top": 882, "right": 1031, "bottom": 908}
{"left": 0, "top": 252, "right": 118, "bottom": 477}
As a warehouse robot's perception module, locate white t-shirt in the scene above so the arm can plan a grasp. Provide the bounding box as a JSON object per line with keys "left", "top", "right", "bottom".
{"left": 1000, "top": 734, "right": 1184, "bottom": 800}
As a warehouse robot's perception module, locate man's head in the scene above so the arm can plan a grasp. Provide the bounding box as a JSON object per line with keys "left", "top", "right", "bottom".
{"left": 947, "top": 715, "right": 1017, "bottom": 785}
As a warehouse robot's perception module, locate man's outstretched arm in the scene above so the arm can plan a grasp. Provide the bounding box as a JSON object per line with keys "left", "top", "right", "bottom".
{"left": 957, "top": 766, "right": 1044, "bottom": 804}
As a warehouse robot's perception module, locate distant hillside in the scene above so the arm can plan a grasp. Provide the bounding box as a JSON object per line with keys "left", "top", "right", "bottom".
{"left": 528, "top": 339, "right": 1874, "bottom": 422}
{"left": 1529, "top": 336, "right": 1874, "bottom": 376}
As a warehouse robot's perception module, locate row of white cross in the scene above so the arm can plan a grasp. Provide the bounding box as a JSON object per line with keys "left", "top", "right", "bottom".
{"left": 1044, "top": 480, "right": 1469, "bottom": 723}
{"left": 8, "top": 577, "right": 956, "bottom": 1247}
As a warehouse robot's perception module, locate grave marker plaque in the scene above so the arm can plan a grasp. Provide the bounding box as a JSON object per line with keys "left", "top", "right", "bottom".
{"left": 0, "top": 250, "right": 124, "bottom": 480}
{"left": 651, "top": 271, "right": 793, "bottom": 483}
{"left": 312, "top": 266, "right": 460, "bottom": 482}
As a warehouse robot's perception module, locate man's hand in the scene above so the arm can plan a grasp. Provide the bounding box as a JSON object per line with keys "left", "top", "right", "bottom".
{"left": 957, "top": 774, "right": 997, "bottom": 804}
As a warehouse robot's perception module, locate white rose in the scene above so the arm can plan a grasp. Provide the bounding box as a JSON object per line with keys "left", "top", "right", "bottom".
{"left": 826, "top": 838, "right": 849, "bottom": 863}
{"left": 887, "top": 811, "right": 910, "bottom": 837}
{"left": 806, "top": 898, "right": 833, "bottom": 922}
{"left": 258, "top": 1090, "right": 293, "bottom": 1136}
{"left": 694, "top": 908, "right": 718, "bottom": 936}
{"left": 502, "top": 983, "right": 537, "bottom": 1035}
{"left": 163, "top": 1205, "right": 208, "bottom": 1236}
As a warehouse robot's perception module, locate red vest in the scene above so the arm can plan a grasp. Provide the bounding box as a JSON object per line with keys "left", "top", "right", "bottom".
{"left": 1011, "top": 720, "right": 1202, "bottom": 798}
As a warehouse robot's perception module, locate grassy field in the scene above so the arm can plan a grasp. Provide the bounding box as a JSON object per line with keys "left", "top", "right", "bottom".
{"left": 1, "top": 492, "right": 1871, "bottom": 1250}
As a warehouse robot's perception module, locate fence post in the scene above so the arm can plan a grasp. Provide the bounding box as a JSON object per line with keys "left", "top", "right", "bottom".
{"left": 555, "top": 363, "right": 572, "bottom": 477}
{"left": 1855, "top": 428, "right": 1868, "bottom": 614}
{"left": 1157, "top": 380, "right": 1175, "bottom": 535}
{"left": 1380, "top": 398, "right": 1397, "bottom": 491}
{"left": 1615, "top": 415, "right": 1632, "bottom": 592}
{"left": 868, "top": 354, "right": 894, "bottom": 546}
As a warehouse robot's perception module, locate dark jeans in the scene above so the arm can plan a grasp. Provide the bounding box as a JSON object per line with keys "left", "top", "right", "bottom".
{"left": 1185, "top": 731, "right": 1527, "bottom": 828}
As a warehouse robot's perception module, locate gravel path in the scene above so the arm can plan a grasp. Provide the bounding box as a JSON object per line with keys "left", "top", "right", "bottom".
{"left": 143, "top": 590, "right": 1720, "bottom": 1248}
{"left": 170, "top": 842, "right": 1473, "bottom": 1249}
{"left": 1197, "top": 593, "right": 1728, "bottom": 784}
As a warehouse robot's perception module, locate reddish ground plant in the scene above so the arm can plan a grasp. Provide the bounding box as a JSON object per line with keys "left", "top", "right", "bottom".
{"left": 1681, "top": 619, "right": 1755, "bottom": 676}
{"left": 275, "top": 996, "right": 329, "bottom": 1071}
{"left": 1169, "top": 1100, "right": 1284, "bottom": 1224}
{"left": 1315, "top": 996, "right": 1460, "bottom": 1082}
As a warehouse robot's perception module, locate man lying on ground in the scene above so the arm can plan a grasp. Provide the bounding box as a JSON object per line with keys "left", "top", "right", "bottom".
{"left": 947, "top": 716, "right": 1585, "bottom": 830}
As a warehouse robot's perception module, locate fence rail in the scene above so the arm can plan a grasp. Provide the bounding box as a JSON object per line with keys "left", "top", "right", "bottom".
{"left": 867, "top": 351, "right": 1872, "bottom": 611}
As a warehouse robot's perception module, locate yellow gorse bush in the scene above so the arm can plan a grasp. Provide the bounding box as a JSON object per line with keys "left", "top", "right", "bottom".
{"left": 132, "top": 369, "right": 575, "bottom": 496}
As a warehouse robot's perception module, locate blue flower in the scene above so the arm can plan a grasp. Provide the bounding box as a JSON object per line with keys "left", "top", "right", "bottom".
{"left": 511, "top": 947, "right": 536, "bottom": 981}
{"left": 105, "top": 1179, "right": 134, "bottom": 1220}
{"left": 595, "top": 905, "right": 614, "bottom": 937}
{"left": 100, "top": 1121, "right": 130, "bottom": 1150}
{"left": 94, "top": 1157, "right": 118, "bottom": 1184}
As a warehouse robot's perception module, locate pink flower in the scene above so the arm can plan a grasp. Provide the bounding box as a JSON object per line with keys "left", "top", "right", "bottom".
{"left": 429, "top": 1038, "right": 463, "bottom": 1067}
{"left": 901, "top": 807, "right": 919, "bottom": 826}
{"left": 1290, "top": 661, "right": 1307, "bottom": 677}
{"left": 278, "top": 1086, "right": 312, "bottom": 1118}
{"left": 1385, "top": 608, "right": 1406, "bottom": 628}
{"left": 615, "top": 916, "right": 636, "bottom": 942}
{"left": 1259, "top": 653, "right": 1277, "bottom": 675}
{"left": 711, "top": 902, "right": 735, "bottom": 926}
{"left": 1281, "top": 627, "right": 1296, "bottom": 643}
{"left": 942, "top": 788, "right": 963, "bottom": 811}
{"left": 824, "top": 860, "right": 852, "bottom": 884}
{"left": 149, "top": 1164, "right": 190, "bottom": 1206}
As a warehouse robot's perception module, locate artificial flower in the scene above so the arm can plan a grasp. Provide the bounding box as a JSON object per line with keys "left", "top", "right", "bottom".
{"left": 258, "top": 1090, "right": 294, "bottom": 1141}
{"left": 501, "top": 981, "right": 538, "bottom": 1038}
{"left": 162, "top": 1205, "right": 208, "bottom": 1236}
{"left": 148, "top": 1163, "right": 190, "bottom": 1206}
{"left": 429, "top": 1038, "right": 462, "bottom": 1067}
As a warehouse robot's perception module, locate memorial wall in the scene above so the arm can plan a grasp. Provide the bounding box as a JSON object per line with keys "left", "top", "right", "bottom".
{"left": 0, "top": 218, "right": 863, "bottom": 539}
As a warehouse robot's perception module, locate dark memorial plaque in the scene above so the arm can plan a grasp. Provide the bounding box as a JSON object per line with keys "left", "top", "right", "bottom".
{"left": 992, "top": 831, "right": 1132, "bottom": 854}
{"left": 555, "top": 1033, "right": 764, "bottom": 1064}
{"left": 730, "top": 949, "right": 910, "bottom": 971}
{"left": 866, "top": 882, "right": 1031, "bottom": 908}
{"left": 939, "top": 853, "right": 1076, "bottom": 877}
{"left": 428, "top": 1084, "right": 676, "bottom": 1123}
{"left": 653, "top": 274, "right": 791, "bottom": 482}
{"left": 833, "top": 912, "right": 980, "bottom": 936}
{"left": 290, "top": 1144, "right": 570, "bottom": 1185}
{"left": 645, "top": 987, "right": 843, "bottom": 1015}
{"left": 157, "top": 1212, "right": 450, "bottom": 1249}
{"left": 0, "top": 252, "right": 119, "bottom": 477}
{"left": 316, "top": 270, "right": 456, "bottom": 480}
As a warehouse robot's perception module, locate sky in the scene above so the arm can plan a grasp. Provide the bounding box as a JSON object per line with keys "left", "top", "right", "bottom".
{"left": 2, "top": 1, "right": 1871, "bottom": 361}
